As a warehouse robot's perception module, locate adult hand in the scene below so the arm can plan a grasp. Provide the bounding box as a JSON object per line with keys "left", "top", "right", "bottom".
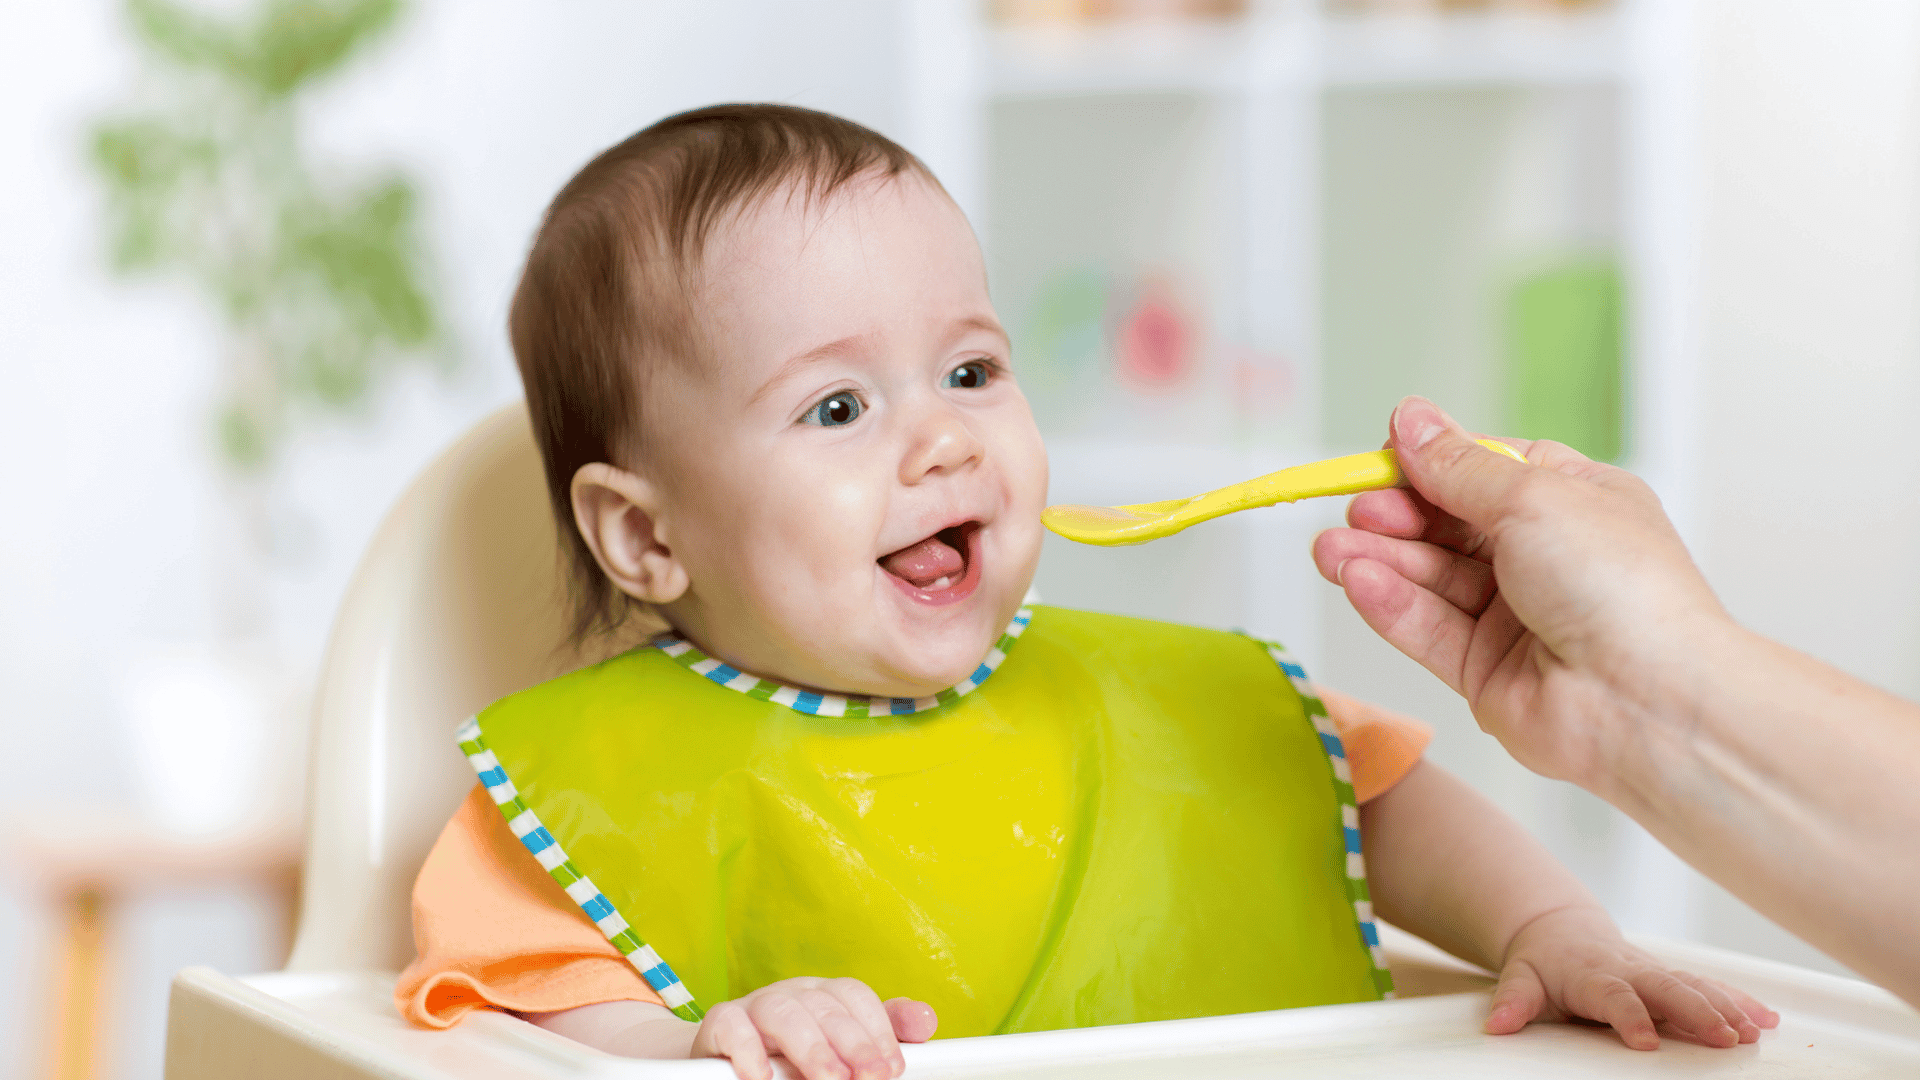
{"left": 1311, "top": 396, "right": 1729, "bottom": 789}
{"left": 1312, "top": 396, "right": 1920, "bottom": 1008}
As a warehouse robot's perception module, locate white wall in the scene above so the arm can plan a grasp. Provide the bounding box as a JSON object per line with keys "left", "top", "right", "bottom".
{"left": 1687, "top": 0, "right": 1920, "bottom": 974}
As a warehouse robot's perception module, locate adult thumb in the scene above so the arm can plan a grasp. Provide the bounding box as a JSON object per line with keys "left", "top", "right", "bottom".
{"left": 1389, "top": 396, "right": 1531, "bottom": 532}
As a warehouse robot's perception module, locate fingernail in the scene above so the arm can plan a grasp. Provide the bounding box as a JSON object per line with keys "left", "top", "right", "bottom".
{"left": 1335, "top": 558, "right": 1351, "bottom": 585}
{"left": 1392, "top": 396, "right": 1449, "bottom": 451}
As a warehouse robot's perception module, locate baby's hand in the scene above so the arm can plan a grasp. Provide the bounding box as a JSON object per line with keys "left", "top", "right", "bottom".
{"left": 1487, "top": 906, "right": 1779, "bottom": 1050}
{"left": 689, "top": 976, "right": 938, "bottom": 1080}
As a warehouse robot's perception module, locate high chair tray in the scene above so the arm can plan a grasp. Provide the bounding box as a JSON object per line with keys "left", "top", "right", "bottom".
{"left": 166, "top": 927, "right": 1920, "bottom": 1079}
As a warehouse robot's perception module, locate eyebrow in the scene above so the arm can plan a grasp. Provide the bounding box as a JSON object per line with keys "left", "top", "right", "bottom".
{"left": 751, "top": 316, "right": 1010, "bottom": 405}
{"left": 752, "top": 333, "right": 875, "bottom": 405}
{"left": 955, "top": 315, "right": 1010, "bottom": 345}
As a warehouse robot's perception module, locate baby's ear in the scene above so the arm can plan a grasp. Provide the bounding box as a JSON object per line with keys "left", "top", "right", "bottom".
{"left": 570, "top": 463, "right": 690, "bottom": 605}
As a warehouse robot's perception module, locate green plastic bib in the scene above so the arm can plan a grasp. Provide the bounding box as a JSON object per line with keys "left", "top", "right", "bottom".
{"left": 458, "top": 606, "right": 1391, "bottom": 1037}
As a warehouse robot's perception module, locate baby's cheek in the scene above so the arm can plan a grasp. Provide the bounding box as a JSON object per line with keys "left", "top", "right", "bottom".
{"left": 810, "top": 469, "right": 886, "bottom": 524}
{"left": 993, "top": 414, "right": 1049, "bottom": 506}
{"left": 745, "top": 471, "right": 889, "bottom": 598}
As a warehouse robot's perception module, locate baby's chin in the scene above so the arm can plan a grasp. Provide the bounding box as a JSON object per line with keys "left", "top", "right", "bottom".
{"left": 824, "top": 614, "right": 1009, "bottom": 698}
{"left": 748, "top": 567, "right": 1031, "bottom": 698}
{"left": 840, "top": 638, "right": 994, "bottom": 699}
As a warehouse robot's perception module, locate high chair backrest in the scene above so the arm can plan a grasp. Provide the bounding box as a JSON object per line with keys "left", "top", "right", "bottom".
{"left": 287, "top": 402, "right": 595, "bottom": 972}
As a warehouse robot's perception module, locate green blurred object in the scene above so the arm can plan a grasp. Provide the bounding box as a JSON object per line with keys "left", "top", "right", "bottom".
{"left": 90, "top": 0, "right": 445, "bottom": 474}
{"left": 1506, "top": 257, "right": 1624, "bottom": 463}
{"left": 1024, "top": 267, "right": 1109, "bottom": 389}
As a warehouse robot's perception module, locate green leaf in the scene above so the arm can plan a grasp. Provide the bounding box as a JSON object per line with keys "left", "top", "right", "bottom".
{"left": 126, "top": 0, "right": 252, "bottom": 83}
{"left": 90, "top": 119, "right": 219, "bottom": 273}
{"left": 283, "top": 177, "right": 436, "bottom": 349}
{"left": 124, "top": 0, "right": 405, "bottom": 97}
{"left": 217, "top": 400, "right": 275, "bottom": 471}
{"left": 90, "top": 117, "right": 216, "bottom": 194}
{"left": 107, "top": 196, "right": 171, "bottom": 271}
{"left": 299, "top": 334, "right": 375, "bottom": 408}
{"left": 249, "top": 0, "right": 404, "bottom": 96}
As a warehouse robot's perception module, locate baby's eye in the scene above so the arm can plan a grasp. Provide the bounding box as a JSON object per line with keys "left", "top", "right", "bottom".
{"left": 944, "top": 360, "right": 994, "bottom": 390}
{"left": 802, "top": 390, "right": 863, "bottom": 427}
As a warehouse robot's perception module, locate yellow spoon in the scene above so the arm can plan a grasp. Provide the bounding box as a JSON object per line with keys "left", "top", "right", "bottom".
{"left": 1043, "top": 439, "right": 1528, "bottom": 546}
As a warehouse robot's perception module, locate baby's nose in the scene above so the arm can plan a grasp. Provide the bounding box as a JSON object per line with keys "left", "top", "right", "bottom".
{"left": 898, "top": 404, "right": 983, "bottom": 482}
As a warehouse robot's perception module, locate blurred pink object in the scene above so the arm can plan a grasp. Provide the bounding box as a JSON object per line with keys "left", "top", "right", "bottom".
{"left": 1231, "top": 347, "right": 1296, "bottom": 415}
{"left": 1115, "top": 283, "right": 1194, "bottom": 391}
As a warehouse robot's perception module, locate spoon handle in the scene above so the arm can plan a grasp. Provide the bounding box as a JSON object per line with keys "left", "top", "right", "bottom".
{"left": 1234, "top": 449, "right": 1403, "bottom": 505}
{"left": 1195, "top": 439, "right": 1526, "bottom": 515}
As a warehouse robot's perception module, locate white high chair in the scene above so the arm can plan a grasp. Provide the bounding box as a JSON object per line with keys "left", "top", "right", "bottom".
{"left": 164, "top": 403, "right": 1920, "bottom": 1078}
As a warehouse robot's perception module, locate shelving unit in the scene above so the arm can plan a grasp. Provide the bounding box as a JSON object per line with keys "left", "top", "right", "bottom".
{"left": 988, "top": 7, "right": 1624, "bottom": 97}
{"left": 901, "top": 0, "right": 1687, "bottom": 669}
{"left": 1319, "top": 9, "right": 1624, "bottom": 88}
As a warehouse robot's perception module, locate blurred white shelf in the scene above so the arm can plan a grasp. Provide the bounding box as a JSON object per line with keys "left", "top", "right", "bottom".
{"left": 987, "top": 9, "right": 1624, "bottom": 100}
{"left": 989, "top": 21, "right": 1266, "bottom": 99}
{"left": 1321, "top": 10, "right": 1623, "bottom": 88}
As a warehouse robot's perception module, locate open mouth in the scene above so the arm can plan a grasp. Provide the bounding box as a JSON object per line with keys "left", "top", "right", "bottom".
{"left": 879, "top": 521, "right": 982, "bottom": 604}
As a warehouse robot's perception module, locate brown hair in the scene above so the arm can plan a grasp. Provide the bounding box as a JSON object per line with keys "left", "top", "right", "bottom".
{"left": 509, "top": 103, "right": 931, "bottom": 645}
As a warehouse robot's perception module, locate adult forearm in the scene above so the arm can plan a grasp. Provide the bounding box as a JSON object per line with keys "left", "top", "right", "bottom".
{"left": 1596, "top": 622, "right": 1920, "bottom": 1006}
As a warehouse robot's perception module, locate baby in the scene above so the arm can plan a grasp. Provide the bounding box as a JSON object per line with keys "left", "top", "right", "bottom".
{"left": 396, "top": 104, "right": 1775, "bottom": 1080}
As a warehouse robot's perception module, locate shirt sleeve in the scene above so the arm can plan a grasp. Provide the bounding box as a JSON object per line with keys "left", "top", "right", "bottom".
{"left": 1314, "top": 685, "right": 1434, "bottom": 803}
{"left": 394, "top": 784, "right": 664, "bottom": 1028}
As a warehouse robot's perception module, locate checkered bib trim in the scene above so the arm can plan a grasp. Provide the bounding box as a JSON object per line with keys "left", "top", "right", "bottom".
{"left": 453, "top": 715, "right": 703, "bottom": 1020}
{"left": 1254, "top": 638, "right": 1398, "bottom": 1000}
{"left": 654, "top": 608, "right": 1032, "bottom": 716}
{"left": 457, "top": 611, "right": 1391, "bottom": 1022}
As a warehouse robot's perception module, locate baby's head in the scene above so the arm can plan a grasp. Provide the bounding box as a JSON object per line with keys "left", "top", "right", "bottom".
{"left": 512, "top": 105, "right": 1047, "bottom": 699}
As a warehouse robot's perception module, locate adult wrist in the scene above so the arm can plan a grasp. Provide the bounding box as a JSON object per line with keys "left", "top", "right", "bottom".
{"left": 1587, "top": 609, "right": 1757, "bottom": 816}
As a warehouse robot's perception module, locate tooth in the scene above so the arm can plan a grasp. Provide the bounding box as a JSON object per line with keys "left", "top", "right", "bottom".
{"left": 930, "top": 576, "right": 951, "bottom": 590}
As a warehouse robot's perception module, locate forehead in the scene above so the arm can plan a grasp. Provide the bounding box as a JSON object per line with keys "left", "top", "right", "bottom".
{"left": 689, "top": 172, "right": 992, "bottom": 377}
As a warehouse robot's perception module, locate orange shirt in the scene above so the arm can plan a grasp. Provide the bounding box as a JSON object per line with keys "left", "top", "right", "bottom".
{"left": 395, "top": 686, "right": 1432, "bottom": 1028}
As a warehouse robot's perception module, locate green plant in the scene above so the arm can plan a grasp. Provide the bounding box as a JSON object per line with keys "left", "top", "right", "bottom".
{"left": 91, "top": 0, "right": 446, "bottom": 473}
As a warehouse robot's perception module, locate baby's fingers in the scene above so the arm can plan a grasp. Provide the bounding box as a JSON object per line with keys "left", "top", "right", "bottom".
{"left": 1573, "top": 973, "right": 1661, "bottom": 1051}
{"left": 698, "top": 1001, "right": 773, "bottom": 1080}
{"left": 1674, "top": 972, "right": 1771, "bottom": 1042}
{"left": 884, "top": 998, "right": 938, "bottom": 1043}
{"left": 1630, "top": 969, "right": 1739, "bottom": 1048}
{"left": 819, "top": 980, "right": 903, "bottom": 1075}
{"left": 748, "top": 995, "right": 846, "bottom": 1080}
{"left": 1485, "top": 961, "right": 1547, "bottom": 1035}
{"left": 1710, "top": 977, "right": 1780, "bottom": 1030}
{"left": 800, "top": 985, "right": 898, "bottom": 1080}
